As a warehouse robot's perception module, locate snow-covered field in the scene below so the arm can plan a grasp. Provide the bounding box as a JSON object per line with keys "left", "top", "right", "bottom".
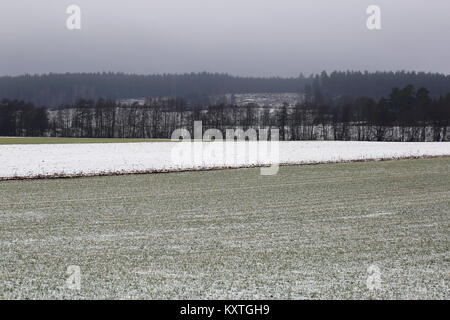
{"left": 0, "top": 141, "right": 449, "bottom": 179}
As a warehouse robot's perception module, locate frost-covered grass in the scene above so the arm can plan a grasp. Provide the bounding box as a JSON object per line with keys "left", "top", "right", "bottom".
{"left": 0, "top": 158, "right": 448, "bottom": 299}
{"left": 0, "top": 141, "right": 449, "bottom": 179}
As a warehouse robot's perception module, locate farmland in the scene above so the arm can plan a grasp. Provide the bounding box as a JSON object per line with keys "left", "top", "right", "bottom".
{"left": 0, "top": 157, "right": 448, "bottom": 299}
{"left": 1, "top": 141, "right": 449, "bottom": 180}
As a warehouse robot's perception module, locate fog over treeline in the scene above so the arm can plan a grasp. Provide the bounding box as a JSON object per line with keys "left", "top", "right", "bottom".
{"left": 1, "top": 71, "right": 450, "bottom": 107}
{"left": 2, "top": 1, "right": 450, "bottom": 77}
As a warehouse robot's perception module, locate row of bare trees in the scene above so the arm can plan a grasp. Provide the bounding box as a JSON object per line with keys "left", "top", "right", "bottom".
{"left": 1, "top": 85, "right": 449, "bottom": 141}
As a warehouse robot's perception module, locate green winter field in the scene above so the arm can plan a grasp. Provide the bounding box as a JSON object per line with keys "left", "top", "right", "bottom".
{"left": 0, "top": 158, "right": 448, "bottom": 299}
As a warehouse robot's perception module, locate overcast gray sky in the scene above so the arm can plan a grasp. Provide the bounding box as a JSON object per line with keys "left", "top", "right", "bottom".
{"left": 0, "top": 0, "right": 449, "bottom": 77}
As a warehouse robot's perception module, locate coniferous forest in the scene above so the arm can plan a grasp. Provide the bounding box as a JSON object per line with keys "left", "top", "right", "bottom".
{"left": 1, "top": 71, "right": 450, "bottom": 107}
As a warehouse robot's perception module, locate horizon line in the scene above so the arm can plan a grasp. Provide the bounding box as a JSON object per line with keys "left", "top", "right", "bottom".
{"left": 1, "top": 70, "right": 450, "bottom": 79}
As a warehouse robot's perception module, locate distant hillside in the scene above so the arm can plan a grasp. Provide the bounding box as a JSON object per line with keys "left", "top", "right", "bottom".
{"left": 0, "top": 73, "right": 304, "bottom": 107}
{"left": 0, "top": 71, "right": 449, "bottom": 107}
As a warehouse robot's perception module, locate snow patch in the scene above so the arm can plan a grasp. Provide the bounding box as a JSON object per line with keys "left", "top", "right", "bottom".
{"left": 0, "top": 141, "right": 449, "bottom": 179}
{"left": 337, "top": 211, "right": 396, "bottom": 220}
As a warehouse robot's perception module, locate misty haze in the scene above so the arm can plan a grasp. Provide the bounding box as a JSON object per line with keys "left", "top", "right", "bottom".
{"left": 0, "top": 0, "right": 449, "bottom": 305}
{"left": 1, "top": 0, "right": 450, "bottom": 76}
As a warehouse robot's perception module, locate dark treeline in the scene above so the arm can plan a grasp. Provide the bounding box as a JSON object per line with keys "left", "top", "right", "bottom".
{"left": 1, "top": 85, "right": 449, "bottom": 141}
{"left": 307, "top": 71, "right": 450, "bottom": 105}
{"left": 1, "top": 71, "right": 450, "bottom": 107}
{"left": 0, "top": 99, "right": 48, "bottom": 136}
{"left": 0, "top": 72, "right": 304, "bottom": 108}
